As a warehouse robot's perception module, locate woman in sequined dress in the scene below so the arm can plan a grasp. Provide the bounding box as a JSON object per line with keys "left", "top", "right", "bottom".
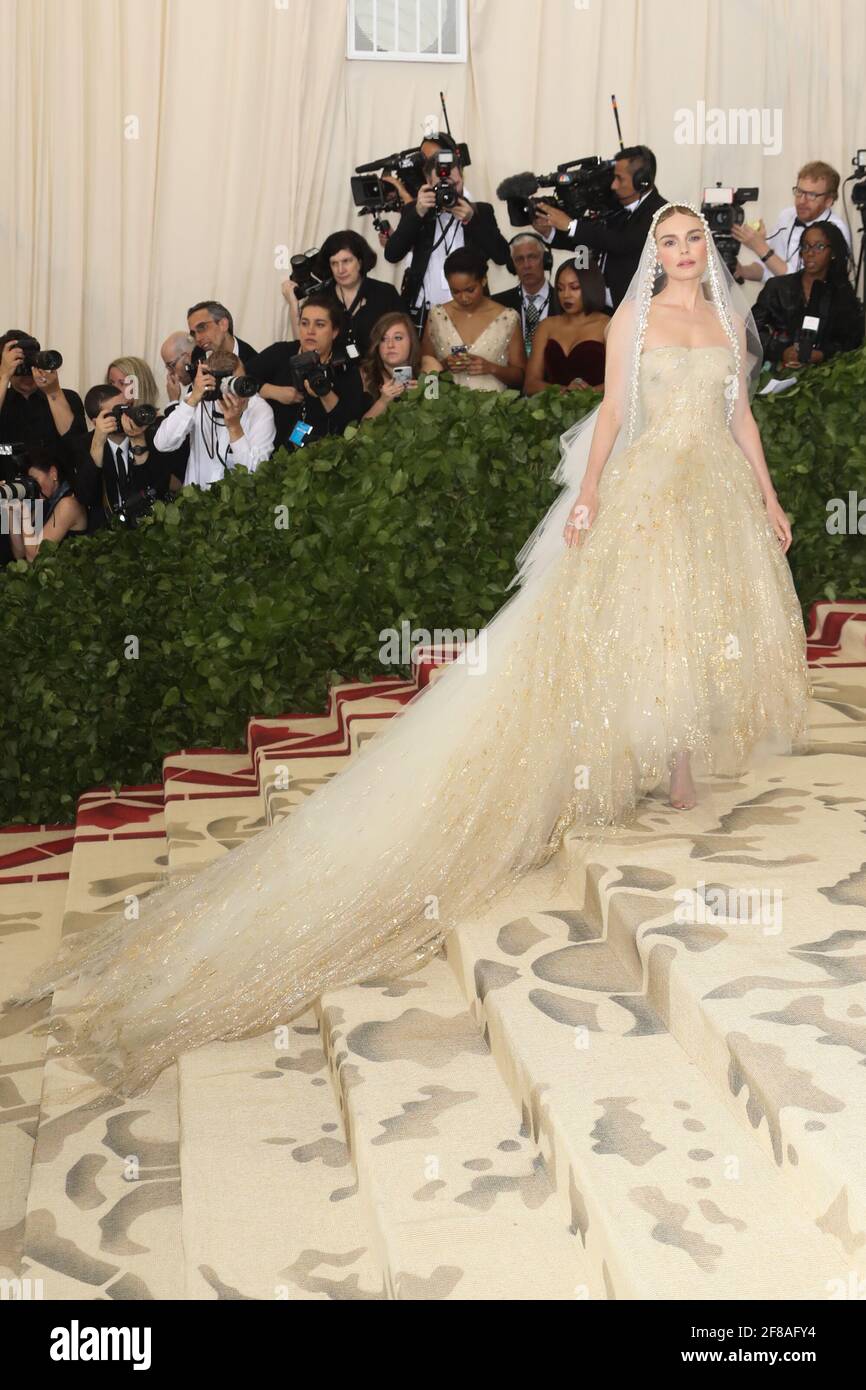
{"left": 6, "top": 206, "right": 811, "bottom": 1096}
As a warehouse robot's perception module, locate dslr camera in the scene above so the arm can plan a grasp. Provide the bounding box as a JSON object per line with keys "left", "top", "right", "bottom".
{"left": 8, "top": 335, "right": 63, "bottom": 375}
{"left": 288, "top": 248, "right": 332, "bottom": 298}
{"left": 109, "top": 402, "right": 158, "bottom": 429}
{"left": 432, "top": 149, "right": 459, "bottom": 211}
{"left": 0, "top": 442, "right": 41, "bottom": 501}
{"left": 288, "top": 350, "right": 349, "bottom": 398}
{"left": 701, "top": 184, "right": 759, "bottom": 275}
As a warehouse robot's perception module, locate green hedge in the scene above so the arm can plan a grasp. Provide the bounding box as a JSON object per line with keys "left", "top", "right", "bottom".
{"left": 1, "top": 357, "right": 863, "bottom": 825}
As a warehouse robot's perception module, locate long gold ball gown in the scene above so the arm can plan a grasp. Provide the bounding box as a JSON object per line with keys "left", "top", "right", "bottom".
{"left": 5, "top": 336, "right": 810, "bottom": 1096}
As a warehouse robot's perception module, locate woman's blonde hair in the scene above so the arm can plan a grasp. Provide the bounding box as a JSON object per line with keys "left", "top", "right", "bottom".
{"left": 105, "top": 355, "right": 159, "bottom": 406}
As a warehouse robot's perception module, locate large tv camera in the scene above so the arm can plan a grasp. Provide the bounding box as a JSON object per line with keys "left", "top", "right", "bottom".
{"left": 351, "top": 94, "right": 472, "bottom": 229}
{"left": 497, "top": 157, "right": 620, "bottom": 228}
{"left": 701, "top": 184, "right": 759, "bottom": 276}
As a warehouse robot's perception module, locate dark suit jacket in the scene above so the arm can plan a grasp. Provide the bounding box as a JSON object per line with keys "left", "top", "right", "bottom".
{"left": 71, "top": 426, "right": 186, "bottom": 532}
{"left": 493, "top": 283, "right": 563, "bottom": 318}
{"left": 552, "top": 188, "right": 667, "bottom": 308}
{"left": 384, "top": 200, "right": 509, "bottom": 306}
{"left": 234, "top": 337, "right": 257, "bottom": 370}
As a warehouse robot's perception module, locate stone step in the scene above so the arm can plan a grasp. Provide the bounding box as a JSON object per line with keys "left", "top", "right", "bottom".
{"left": 318, "top": 955, "right": 592, "bottom": 1299}
{"left": 444, "top": 853, "right": 852, "bottom": 1300}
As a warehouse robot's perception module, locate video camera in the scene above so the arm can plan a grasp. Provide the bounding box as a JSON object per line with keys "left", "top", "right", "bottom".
{"left": 701, "top": 184, "right": 759, "bottom": 276}
{"left": 7, "top": 336, "right": 63, "bottom": 375}
{"left": 497, "top": 157, "right": 620, "bottom": 228}
{"left": 288, "top": 350, "right": 349, "bottom": 398}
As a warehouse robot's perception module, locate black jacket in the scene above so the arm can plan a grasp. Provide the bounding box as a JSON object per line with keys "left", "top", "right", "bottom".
{"left": 752, "top": 272, "right": 864, "bottom": 365}
{"left": 71, "top": 426, "right": 186, "bottom": 532}
{"left": 384, "top": 200, "right": 509, "bottom": 306}
{"left": 552, "top": 188, "right": 668, "bottom": 308}
{"left": 493, "top": 283, "right": 563, "bottom": 318}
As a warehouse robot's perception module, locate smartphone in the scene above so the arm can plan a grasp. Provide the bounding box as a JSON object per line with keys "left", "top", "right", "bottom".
{"left": 392, "top": 365, "right": 413, "bottom": 385}
{"left": 451, "top": 344, "right": 470, "bottom": 363}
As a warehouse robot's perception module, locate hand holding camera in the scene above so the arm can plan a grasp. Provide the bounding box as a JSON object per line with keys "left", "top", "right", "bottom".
{"left": 0, "top": 341, "right": 25, "bottom": 384}
{"left": 189, "top": 361, "right": 218, "bottom": 407}
{"left": 415, "top": 185, "right": 437, "bottom": 218}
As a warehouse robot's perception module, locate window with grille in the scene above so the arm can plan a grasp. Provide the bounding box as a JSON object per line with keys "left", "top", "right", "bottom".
{"left": 347, "top": 0, "right": 467, "bottom": 63}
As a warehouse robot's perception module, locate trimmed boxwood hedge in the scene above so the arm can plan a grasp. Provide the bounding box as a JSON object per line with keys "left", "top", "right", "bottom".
{"left": 2, "top": 355, "right": 864, "bottom": 825}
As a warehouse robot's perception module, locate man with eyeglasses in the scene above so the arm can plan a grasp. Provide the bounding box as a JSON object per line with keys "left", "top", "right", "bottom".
{"left": 160, "top": 331, "right": 195, "bottom": 404}
{"left": 186, "top": 301, "right": 257, "bottom": 371}
{"left": 733, "top": 161, "right": 851, "bottom": 283}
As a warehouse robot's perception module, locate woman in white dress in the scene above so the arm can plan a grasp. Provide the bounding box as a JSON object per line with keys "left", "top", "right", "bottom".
{"left": 421, "top": 247, "right": 526, "bottom": 392}
{"left": 6, "top": 205, "right": 810, "bottom": 1097}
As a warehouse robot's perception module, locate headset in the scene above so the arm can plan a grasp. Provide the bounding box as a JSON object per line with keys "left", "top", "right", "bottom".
{"left": 505, "top": 231, "right": 554, "bottom": 277}
{"left": 622, "top": 144, "right": 657, "bottom": 194}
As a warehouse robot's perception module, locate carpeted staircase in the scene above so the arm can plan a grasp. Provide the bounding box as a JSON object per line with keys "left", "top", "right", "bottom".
{"left": 2, "top": 603, "right": 865, "bottom": 1300}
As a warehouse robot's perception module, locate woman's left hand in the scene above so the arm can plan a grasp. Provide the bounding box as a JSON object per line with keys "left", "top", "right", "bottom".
{"left": 464, "top": 354, "right": 492, "bottom": 375}
{"left": 765, "top": 495, "right": 793, "bottom": 553}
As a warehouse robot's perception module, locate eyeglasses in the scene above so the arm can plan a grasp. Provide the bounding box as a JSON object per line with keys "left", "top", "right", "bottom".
{"left": 801, "top": 241, "right": 830, "bottom": 253}
{"left": 792, "top": 187, "right": 828, "bottom": 201}
{"left": 189, "top": 318, "right": 216, "bottom": 337}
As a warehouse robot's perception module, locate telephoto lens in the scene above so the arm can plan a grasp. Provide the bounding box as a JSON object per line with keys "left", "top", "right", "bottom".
{"left": 222, "top": 375, "right": 258, "bottom": 398}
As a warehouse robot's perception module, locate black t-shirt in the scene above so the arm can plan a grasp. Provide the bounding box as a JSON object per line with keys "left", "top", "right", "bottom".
{"left": 335, "top": 276, "right": 406, "bottom": 359}
{"left": 246, "top": 341, "right": 371, "bottom": 450}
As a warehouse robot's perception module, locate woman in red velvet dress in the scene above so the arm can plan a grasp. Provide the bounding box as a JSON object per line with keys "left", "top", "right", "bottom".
{"left": 524, "top": 259, "right": 610, "bottom": 395}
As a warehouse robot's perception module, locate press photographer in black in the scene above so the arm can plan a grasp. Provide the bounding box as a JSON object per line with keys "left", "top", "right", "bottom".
{"left": 0, "top": 330, "right": 86, "bottom": 447}
{"left": 534, "top": 146, "right": 666, "bottom": 309}
{"left": 246, "top": 295, "right": 370, "bottom": 453}
{"left": 383, "top": 148, "right": 509, "bottom": 330}
{"left": 72, "top": 385, "right": 185, "bottom": 533}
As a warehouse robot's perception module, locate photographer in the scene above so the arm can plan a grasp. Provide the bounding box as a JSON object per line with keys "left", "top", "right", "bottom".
{"left": 752, "top": 222, "right": 863, "bottom": 368}
{"left": 281, "top": 230, "right": 405, "bottom": 361}
{"left": 72, "top": 385, "right": 186, "bottom": 532}
{"left": 383, "top": 150, "right": 509, "bottom": 329}
{"left": 160, "top": 332, "right": 195, "bottom": 404}
{"left": 3, "top": 446, "right": 87, "bottom": 564}
{"left": 186, "top": 302, "right": 257, "bottom": 370}
{"left": 534, "top": 146, "right": 665, "bottom": 309}
{"left": 733, "top": 161, "right": 851, "bottom": 283}
{"left": 247, "top": 295, "right": 369, "bottom": 452}
{"left": 0, "top": 329, "right": 86, "bottom": 447}
{"left": 360, "top": 312, "right": 440, "bottom": 422}
{"left": 153, "top": 351, "right": 275, "bottom": 488}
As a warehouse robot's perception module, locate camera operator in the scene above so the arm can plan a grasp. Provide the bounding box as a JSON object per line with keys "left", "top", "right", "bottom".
{"left": 160, "top": 332, "right": 196, "bottom": 405}
{"left": 281, "top": 230, "right": 405, "bottom": 360}
{"left": 246, "top": 295, "right": 369, "bottom": 453}
{"left": 534, "top": 146, "right": 665, "bottom": 309}
{"left": 153, "top": 351, "right": 275, "bottom": 488}
{"left": 72, "top": 385, "right": 186, "bottom": 532}
{"left": 186, "top": 302, "right": 257, "bottom": 370}
{"left": 3, "top": 445, "right": 87, "bottom": 564}
{"left": 383, "top": 150, "right": 509, "bottom": 331}
{"left": 733, "top": 161, "right": 851, "bottom": 283}
{"left": 0, "top": 329, "right": 86, "bottom": 447}
{"left": 752, "top": 222, "right": 863, "bottom": 369}
{"left": 493, "top": 233, "right": 562, "bottom": 354}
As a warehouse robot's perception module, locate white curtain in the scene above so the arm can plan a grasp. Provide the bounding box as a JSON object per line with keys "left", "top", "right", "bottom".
{"left": 1, "top": 0, "right": 863, "bottom": 396}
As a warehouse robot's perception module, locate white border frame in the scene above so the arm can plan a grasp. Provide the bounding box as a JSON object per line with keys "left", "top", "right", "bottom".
{"left": 347, "top": 0, "right": 468, "bottom": 64}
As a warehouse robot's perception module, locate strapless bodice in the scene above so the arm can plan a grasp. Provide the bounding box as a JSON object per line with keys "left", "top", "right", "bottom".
{"left": 638, "top": 345, "right": 736, "bottom": 440}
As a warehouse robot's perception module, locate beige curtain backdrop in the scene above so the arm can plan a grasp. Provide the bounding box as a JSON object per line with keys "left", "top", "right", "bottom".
{"left": 1, "top": 0, "right": 864, "bottom": 396}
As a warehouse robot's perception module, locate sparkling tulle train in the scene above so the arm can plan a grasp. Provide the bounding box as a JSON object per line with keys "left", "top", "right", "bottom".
{"left": 5, "top": 345, "right": 812, "bottom": 1096}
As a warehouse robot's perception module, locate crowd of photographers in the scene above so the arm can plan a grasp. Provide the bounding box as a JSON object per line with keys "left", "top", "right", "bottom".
{"left": 1, "top": 134, "right": 863, "bottom": 565}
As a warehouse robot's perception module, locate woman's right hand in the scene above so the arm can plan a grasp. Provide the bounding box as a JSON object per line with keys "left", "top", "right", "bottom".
{"left": 380, "top": 377, "right": 412, "bottom": 401}
{"left": 563, "top": 488, "right": 599, "bottom": 547}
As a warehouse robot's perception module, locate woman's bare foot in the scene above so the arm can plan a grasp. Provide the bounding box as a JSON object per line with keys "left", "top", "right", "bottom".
{"left": 669, "top": 751, "right": 697, "bottom": 810}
